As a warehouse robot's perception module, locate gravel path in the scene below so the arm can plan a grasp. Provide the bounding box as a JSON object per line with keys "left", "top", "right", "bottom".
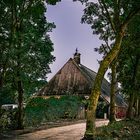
{"left": 9, "top": 120, "right": 109, "bottom": 140}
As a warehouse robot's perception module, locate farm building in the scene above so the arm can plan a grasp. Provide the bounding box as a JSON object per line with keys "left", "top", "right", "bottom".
{"left": 38, "top": 49, "right": 127, "bottom": 119}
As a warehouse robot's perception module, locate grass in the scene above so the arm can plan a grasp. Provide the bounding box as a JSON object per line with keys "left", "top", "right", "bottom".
{"left": 95, "top": 118, "right": 140, "bottom": 140}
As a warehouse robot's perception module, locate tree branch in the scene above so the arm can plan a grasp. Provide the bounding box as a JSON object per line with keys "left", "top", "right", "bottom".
{"left": 99, "top": 0, "right": 116, "bottom": 34}
{"left": 101, "top": 44, "right": 108, "bottom": 54}
{"left": 114, "top": 0, "right": 121, "bottom": 30}
{"left": 122, "top": 7, "right": 140, "bottom": 28}
{"left": 105, "top": 40, "right": 111, "bottom": 51}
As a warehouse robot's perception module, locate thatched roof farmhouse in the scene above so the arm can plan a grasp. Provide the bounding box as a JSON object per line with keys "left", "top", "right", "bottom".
{"left": 38, "top": 49, "right": 127, "bottom": 118}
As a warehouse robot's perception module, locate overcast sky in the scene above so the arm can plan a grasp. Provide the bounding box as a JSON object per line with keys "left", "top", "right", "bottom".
{"left": 46, "top": 0, "right": 104, "bottom": 80}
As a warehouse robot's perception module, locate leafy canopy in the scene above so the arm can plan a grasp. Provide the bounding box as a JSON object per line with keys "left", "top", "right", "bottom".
{"left": 0, "top": 0, "right": 59, "bottom": 103}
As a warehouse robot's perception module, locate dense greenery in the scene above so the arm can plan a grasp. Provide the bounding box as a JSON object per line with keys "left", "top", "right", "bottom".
{"left": 117, "top": 15, "right": 140, "bottom": 118}
{"left": 0, "top": 0, "right": 61, "bottom": 129}
{"left": 95, "top": 118, "right": 140, "bottom": 140}
{"left": 0, "top": 108, "right": 18, "bottom": 131}
{"left": 0, "top": 0, "right": 55, "bottom": 99}
{"left": 0, "top": 0, "right": 140, "bottom": 138}
{"left": 78, "top": 0, "right": 140, "bottom": 138}
{"left": 25, "top": 96, "right": 82, "bottom": 127}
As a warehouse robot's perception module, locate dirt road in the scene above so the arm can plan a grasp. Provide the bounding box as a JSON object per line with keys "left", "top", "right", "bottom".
{"left": 11, "top": 120, "right": 109, "bottom": 140}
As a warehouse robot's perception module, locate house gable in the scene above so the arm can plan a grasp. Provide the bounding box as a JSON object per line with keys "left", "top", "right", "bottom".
{"left": 38, "top": 58, "right": 91, "bottom": 95}
{"left": 37, "top": 50, "right": 127, "bottom": 109}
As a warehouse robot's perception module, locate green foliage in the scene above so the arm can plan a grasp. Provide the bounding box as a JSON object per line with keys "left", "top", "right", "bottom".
{"left": 24, "top": 96, "right": 82, "bottom": 127}
{"left": 95, "top": 119, "right": 140, "bottom": 140}
{"left": 0, "top": 87, "right": 16, "bottom": 106}
{"left": 47, "top": 0, "right": 61, "bottom": 5}
{"left": 0, "top": 108, "right": 18, "bottom": 131}
{"left": 81, "top": 0, "right": 140, "bottom": 40}
{"left": 0, "top": 0, "right": 60, "bottom": 129}
{"left": 117, "top": 15, "right": 140, "bottom": 97}
{"left": 0, "top": 0, "right": 57, "bottom": 102}
{"left": 79, "top": 0, "right": 140, "bottom": 58}
{"left": 77, "top": 0, "right": 140, "bottom": 136}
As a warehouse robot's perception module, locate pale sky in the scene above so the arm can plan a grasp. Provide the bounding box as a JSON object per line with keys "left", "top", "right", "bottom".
{"left": 46, "top": 0, "right": 104, "bottom": 81}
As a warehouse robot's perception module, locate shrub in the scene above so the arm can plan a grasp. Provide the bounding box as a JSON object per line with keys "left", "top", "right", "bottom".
{"left": 0, "top": 108, "right": 18, "bottom": 131}
{"left": 24, "top": 95, "right": 82, "bottom": 127}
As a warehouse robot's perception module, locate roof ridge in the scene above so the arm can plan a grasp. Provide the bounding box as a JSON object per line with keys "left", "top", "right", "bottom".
{"left": 80, "top": 64, "right": 97, "bottom": 75}
{"left": 71, "top": 59, "right": 93, "bottom": 84}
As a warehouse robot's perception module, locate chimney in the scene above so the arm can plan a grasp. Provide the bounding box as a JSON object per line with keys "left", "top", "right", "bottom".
{"left": 73, "top": 48, "right": 81, "bottom": 64}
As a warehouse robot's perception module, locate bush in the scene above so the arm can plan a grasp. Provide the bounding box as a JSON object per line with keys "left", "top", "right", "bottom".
{"left": 24, "top": 95, "right": 82, "bottom": 127}
{"left": 95, "top": 119, "right": 140, "bottom": 139}
{"left": 0, "top": 108, "right": 18, "bottom": 131}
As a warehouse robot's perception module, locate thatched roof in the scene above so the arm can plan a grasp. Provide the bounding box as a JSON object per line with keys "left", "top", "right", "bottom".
{"left": 37, "top": 51, "right": 127, "bottom": 107}
{"left": 78, "top": 64, "right": 127, "bottom": 107}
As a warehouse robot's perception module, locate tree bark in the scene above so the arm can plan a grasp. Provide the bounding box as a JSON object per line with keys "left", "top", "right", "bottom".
{"left": 17, "top": 57, "right": 24, "bottom": 129}
{"left": 134, "top": 98, "right": 139, "bottom": 117}
{"left": 126, "top": 92, "right": 135, "bottom": 119}
{"left": 138, "top": 98, "right": 140, "bottom": 117}
{"left": 11, "top": 0, "right": 24, "bottom": 129}
{"left": 84, "top": 31, "right": 124, "bottom": 139}
{"left": 17, "top": 80, "right": 24, "bottom": 129}
{"left": 126, "top": 55, "right": 139, "bottom": 119}
{"left": 0, "top": 74, "right": 4, "bottom": 119}
{"left": 16, "top": 22, "right": 24, "bottom": 129}
{"left": 109, "top": 60, "right": 116, "bottom": 123}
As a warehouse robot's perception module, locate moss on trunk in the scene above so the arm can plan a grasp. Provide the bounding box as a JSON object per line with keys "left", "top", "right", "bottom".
{"left": 84, "top": 32, "right": 124, "bottom": 139}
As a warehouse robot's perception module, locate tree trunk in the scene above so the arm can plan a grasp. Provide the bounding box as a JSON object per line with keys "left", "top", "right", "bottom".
{"left": 0, "top": 70, "right": 4, "bottom": 118}
{"left": 17, "top": 69, "right": 24, "bottom": 129}
{"left": 138, "top": 98, "right": 140, "bottom": 117}
{"left": 109, "top": 60, "right": 116, "bottom": 123}
{"left": 16, "top": 25, "right": 24, "bottom": 129}
{"left": 11, "top": 0, "right": 24, "bottom": 128}
{"left": 126, "top": 92, "right": 135, "bottom": 119}
{"left": 134, "top": 98, "right": 139, "bottom": 117}
{"left": 0, "top": 76, "right": 3, "bottom": 89}
{"left": 84, "top": 31, "right": 124, "bottom": 139}
{"left": 16, "top": 23, "right": 24, "bottom": 129}
{"left": 126, "top": 56, "right": 139, "bottom": 119}
{"left": 0, "top": 77, "right": 3, "bottom": 118}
